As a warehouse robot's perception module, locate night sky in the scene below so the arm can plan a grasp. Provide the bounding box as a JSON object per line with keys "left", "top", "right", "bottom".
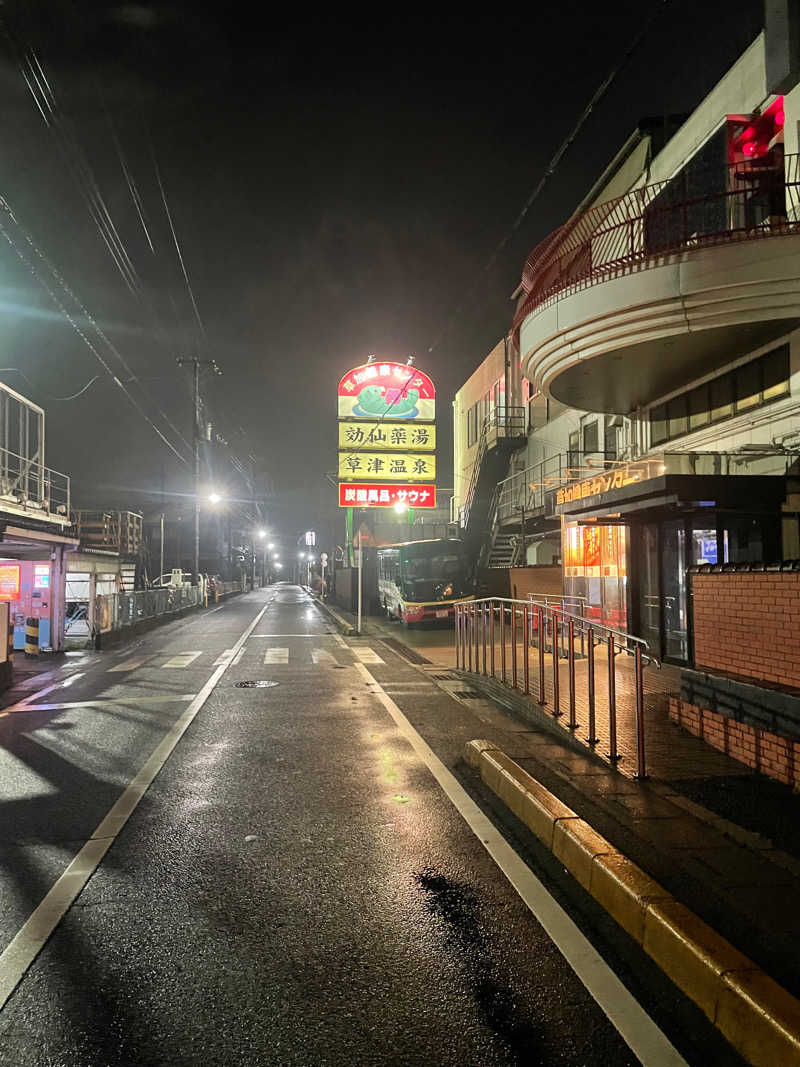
{"left": 0, "top": 2, "right": 764, "bottom": 538}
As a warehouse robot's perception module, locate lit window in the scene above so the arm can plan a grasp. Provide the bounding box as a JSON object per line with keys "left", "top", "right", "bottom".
{"left": 762, "top": 344, "right": 790, "bottom": 401}
{"left": 710, "top": 374, "right": 734, "bottom": 423}
{"left": 650, "top": 404, "right": 667, "bottom": 445}
{"left": 688, "top": 385, "right": 710, "bottom": 430}
{"left": 735, "top": 360, "right": 760, "bottom": 412}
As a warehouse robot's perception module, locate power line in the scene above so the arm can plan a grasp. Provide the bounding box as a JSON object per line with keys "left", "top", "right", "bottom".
{"left": 0, "top": 213, "right": 189, "bottom": 465}
{"left": 153, "top": 156, "right": 207, "bottom": 344}
{"left": 426, "top": 0, "right": 671, "bottom": 356}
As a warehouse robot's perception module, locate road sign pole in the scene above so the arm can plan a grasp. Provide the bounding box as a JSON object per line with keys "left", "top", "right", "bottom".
{"left": 357, "top": 530, "right": 363, "bottom": 635}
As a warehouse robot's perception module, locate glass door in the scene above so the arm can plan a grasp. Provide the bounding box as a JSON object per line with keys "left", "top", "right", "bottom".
{"left": 637, "top": 524, "right": 661, "bottom": 654}
{"left": 661, "top": 520, "right": 689, "bottom": 662}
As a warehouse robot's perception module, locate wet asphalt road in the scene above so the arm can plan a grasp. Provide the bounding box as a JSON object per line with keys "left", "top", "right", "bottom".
{"left": 0, "top": 585, "right": 703, "bottom": 1065}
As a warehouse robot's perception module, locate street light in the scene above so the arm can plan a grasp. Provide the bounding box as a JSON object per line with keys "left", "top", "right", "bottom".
{"left": 208, "top": 492, "right": 223, "bottom": 505}
{"left": 268, "top": 542, "right": 274, "bottom": 550}
{"left": 394, "top": 500, "right": 408, "bottom": 514}
{"left": 257, "top": 528, "right": 267, "bottom": 538}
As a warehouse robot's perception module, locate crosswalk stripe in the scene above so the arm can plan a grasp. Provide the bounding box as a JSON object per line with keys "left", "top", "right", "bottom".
{"left": 213, "top": 650, "right": 235, "bottom": 667}
{"left": 311, "top": 648, "right": 335, "bottom": 664}
{"left": 108, "top": 657, "right": 149, "bottom": 673}
{"left": 264, "top": 648, "right": 289, "bottom": 664}
{"left": 161, "top": 651, "right": 202, "bottom": 669}
{"left": 353, "top": 647, "right": 384, "bottom": 665}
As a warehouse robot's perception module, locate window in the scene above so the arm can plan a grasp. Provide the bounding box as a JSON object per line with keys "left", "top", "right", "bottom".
{"left": 604, "top": 417, "right": 617, "bottom": 460}
{"left": 33, "top": 565, "right": 50, "bottom": 589}
{"left": 650, "top": 404, "right": 667, "bottom": 445}
{"left": 648, "top": 343, "right": 790, "bottom": 445}
{"left": 735, "top": 360, "right": 760, "bottom": 412}
{"left": 568, "top": 430, "right": 580, "bottom": 468}
{"left": 667, "top": 395, "right": 688, "bottom": 439}
{"left": 710, "top": 373, "right": 734, "bottom": 422}
{"left": 762, "top": 344, "right": 790, "bottom": 401}
{"left": 582, "top": 420, "right": 599, "bottom": 453}
{"left": 688, "top": 384, "right": 710, "bottom": 430}
{"left": 466, "top": 404, "right": 478, "bottom": 446}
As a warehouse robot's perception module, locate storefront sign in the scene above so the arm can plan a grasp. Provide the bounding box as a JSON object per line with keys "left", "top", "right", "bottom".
{"left": 338, "top": 421, "right": 435, "bottom": 451}
{"left": 555, "top": 461, "right": 654, "bottom": 509}
{"left": 337, "top": 362, "right": 435, "bottom": 421}
{"left": 0, "top": 564, "right": 21, "bottom": 601}
{"left": 338, "top": 451, "right": 436, "bottom": 481}
{"left": 338, "top": 483, "right": 436, "bottom": 508}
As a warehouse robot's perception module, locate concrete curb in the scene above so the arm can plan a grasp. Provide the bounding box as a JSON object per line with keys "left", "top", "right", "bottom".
{"left": 465, "top": 738, "right": 800, "bottom": 1066}
{"left": 314, "top": 597, "right": 356, "bottom": 636}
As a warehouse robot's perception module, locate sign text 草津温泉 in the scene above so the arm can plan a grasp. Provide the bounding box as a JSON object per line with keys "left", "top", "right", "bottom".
{"left": 338, "top": 451, "right": 436, "bottom": 481}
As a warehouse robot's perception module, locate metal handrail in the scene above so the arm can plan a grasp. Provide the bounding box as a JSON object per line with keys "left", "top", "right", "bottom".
{"left": 461, "top": 406, "right": 527, "bottom": 531}
{"left": 454, "top": 596, "right": 657, "bottom": 777}
{"left": 514, "top": 154, "right": 800, "bottom": 338}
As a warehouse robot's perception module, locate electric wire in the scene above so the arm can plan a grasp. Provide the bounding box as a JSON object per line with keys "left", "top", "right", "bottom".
{"left": 0, "top": 216, "right": 188, "bottom": 464}
{"left": 426, "top": 0, "right": 671, "bottom": 356}
{"left": 0, "top": 368, "right": 100, "bottom": 401}
{"left": 153, "top": 157, "right": 207, "bottom": 344}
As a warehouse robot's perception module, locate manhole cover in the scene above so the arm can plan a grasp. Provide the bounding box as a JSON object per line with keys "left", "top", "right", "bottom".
{"left": 234, "top": 680, "right": 279, "bottom": 689}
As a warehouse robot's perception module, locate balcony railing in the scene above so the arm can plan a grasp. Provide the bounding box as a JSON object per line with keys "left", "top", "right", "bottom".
{"left": 0, "top": 444, "right": 70, "bottom": 523}
{"left": 514, "top": 154, "right": 800, "bottom": 333}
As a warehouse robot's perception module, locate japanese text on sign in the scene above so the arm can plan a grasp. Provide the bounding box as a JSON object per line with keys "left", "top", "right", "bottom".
{"left": 0, "top": 564, "right": 20, "bottom": 601}
{"left": 337, "top": 361, "right": 435, "bottom": 421}
{"left": 338, "top": 483, "right": 436, "bottom": 508}
{"left": 338, "top": 421, "right": 435, "bottom": 451}
{"left": 338, "top": 451, "right": 436, "bottom": 481}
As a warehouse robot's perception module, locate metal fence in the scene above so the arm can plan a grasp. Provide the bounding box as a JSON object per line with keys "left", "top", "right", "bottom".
{"left": 514, "top": 154, "right": 800, "bottom": 331}
{"left": 96, "top": 586, "right": 204, "bottom": 632}
{"left": 455, "top": 597, "right": 659, "bottom": 778}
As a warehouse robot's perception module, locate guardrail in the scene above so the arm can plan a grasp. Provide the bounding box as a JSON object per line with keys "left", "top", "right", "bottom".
{"left": 514, "top": 154, "right": 800, "bottom": 333}
{"left": 96, "top": 586, "right": 203, "bottom": 632}
{"left": 455, "top": 597, "right": 658, "bottom": 778}
{"left": 0, "top": 443, "right": 70, "bottom": 522}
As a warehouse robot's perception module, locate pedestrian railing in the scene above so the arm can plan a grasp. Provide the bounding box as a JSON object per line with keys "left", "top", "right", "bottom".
{"left": 96, "top": 585, "right": 203, "bottom": 633}
{"left": 454, "top": 597, "right": 659, "bottom": 778}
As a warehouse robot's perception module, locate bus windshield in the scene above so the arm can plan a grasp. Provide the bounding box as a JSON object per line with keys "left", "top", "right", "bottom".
{"left": 404, "top": 552, "right": 464, "bottom": 582}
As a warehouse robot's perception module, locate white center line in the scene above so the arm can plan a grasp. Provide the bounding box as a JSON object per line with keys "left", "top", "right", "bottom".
{"left": 213, "top": 649, "right": 235, "bottom": 667}
{"left": 264, "top": 648, "right": 289, "bottom": 664}
{"left": 0, "top": 598, "right": 272, "bottom": 1012}
{"left": 352, "top": 661, "right": 687, "bottom": 1067}
{"left": 161, "top": 651, "right": 202, "bottom": 669}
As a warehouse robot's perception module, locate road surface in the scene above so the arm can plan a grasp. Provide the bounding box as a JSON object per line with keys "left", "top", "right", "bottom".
{"left": 0, "top": 585, "right": 742, "bottom": 1066}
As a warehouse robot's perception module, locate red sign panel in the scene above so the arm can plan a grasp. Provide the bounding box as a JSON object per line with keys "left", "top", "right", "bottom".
{"left": 0, "top": 564, "right": 21, "bottom": 601}
{"left": 337, "top": 361, "right": 435, "bottom": 421}
{"left": 338, "top": 483, "right": 436, "bottom": 509}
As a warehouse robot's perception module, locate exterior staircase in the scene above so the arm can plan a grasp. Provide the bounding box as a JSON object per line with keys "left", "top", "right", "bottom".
{"left": 485, "top": 531, "right": 520, "bottom": 568}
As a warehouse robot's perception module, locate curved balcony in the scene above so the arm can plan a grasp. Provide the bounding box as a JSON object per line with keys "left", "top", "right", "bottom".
{"left": 516, "top": 156, "right": 800, "bottom": 412}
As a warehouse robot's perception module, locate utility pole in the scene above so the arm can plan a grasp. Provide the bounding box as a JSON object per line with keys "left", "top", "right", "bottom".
{"left": 177, "top": 356, "right": 220, "bottom": 585}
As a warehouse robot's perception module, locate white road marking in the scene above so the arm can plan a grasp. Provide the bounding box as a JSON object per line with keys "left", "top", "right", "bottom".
{"left": 264, "top": 648, "right": 289, "bottom": 664}
{"left": 2, "top": 673, "right": 86, "bottom": 713}
{"left": 8, "top": 696, "right": 196, "bottom": 713}
{"left": 161, "top": 651, "right": 202, "bottom": 669}
{"left": 311, "top": 648, "right": 335, "bottom": 664}
{"left": 353, "top": 647, "right": 384, "bottom": 665}
{"left": 0, "top": 599, "right": 272, "bottom": 1012}
{"left": 108, "top": 657, "right": 149, "bottom": 673}
{"left": 231, "top": 648, "right": 245, "bottom": 665}
{"left": 353, "top": 661, "right": 688, "bottom": 1067}
{"left": 249, "top": 633, "right": 332, "bottom": 638}
{"left": 330, "top": 633, "right": 347, "bottom": 648}
{"left": 213, "top": 649, "right": 235, "bottom": 667}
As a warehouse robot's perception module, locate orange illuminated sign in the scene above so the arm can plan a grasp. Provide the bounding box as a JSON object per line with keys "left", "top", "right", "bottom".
{"left": 0, "top": 564, "right": 21, "bottom": 601}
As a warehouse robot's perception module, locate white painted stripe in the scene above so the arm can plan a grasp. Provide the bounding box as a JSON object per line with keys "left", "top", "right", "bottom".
{"left": 161, "top": 651, "right": 202, "bottom": 669}
{"left": 264, "top": 648, "right": 289, "bottom": 664}
{"left": 311, "top": 648, "right": 335, "bottom": 664}
{"left": 108, "top": 657, "right": 149, "bottom": 673}
{"left": 330, "top": 633, "right": 347, "bottom": 648}
{"left": 11, "top": 695, "right": 196, "bottom": 712}
{"left": 249, "top": 633, "right": 333, "bottom": 638}
{"left": 213, "top": 649, "right": 235, "bottom": 667}
{"left": 352, "top": 661, "right": 687, "bottom": 1067}
{"left": 0, "top": 598, "right": 272, "bottom": 1011}
{"left": 231, "top": 648, "right": 245, "bottom": 666}
{"left": 353, "top": 647, "right": 384, "bottom": 665}
{"left": 2, "top": 673, "right": 86, "bottom": 714}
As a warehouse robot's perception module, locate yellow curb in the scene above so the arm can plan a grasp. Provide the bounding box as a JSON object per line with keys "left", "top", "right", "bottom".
{"left": 717, "top": 968, "right": 800, "bottom": 1066}
{"left": 315, "top": 599, "right": 355, "bottom": 635}
{"left": 643, "top": 898, "right": 756, "bottom": 1024}
{"left": 466, "top": 737, "right": 800, "bottom": 1065}
{"left": 480, "top": 748, "right": 577, "bottom": 850}
{"left": 552, "top": 819, "right": 613, "bottom": 892}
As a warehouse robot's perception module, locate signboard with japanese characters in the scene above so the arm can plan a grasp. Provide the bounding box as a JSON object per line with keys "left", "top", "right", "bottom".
{"left": 338, "top": 421, "right": 435, "bottom": 451}
{"left": 338, "top": 484, "right": 436, "bottom": 508}
{"left": 337, "top": 362, "right": 435, "bottom": 421}
{"left": 337, "top": 359, "right": 437, "bottom": 510}
{"left": 338, "top": 451, "right": 436, "bottom": 481}
{"left": 0, "top": 564, "right": 20, "bottom": 602}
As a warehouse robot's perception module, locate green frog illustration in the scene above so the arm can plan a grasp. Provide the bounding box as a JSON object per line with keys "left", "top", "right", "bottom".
{"left": 357, "top": 385, "right": 419, "bottom": 415}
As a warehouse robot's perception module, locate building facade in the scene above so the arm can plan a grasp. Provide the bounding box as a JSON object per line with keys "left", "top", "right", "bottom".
{"left": 454, "top": 28, "right": 800, "bottom": 666}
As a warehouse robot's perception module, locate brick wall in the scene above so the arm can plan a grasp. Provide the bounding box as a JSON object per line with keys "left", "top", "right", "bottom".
{"left": 669, "top": 696, "right": 800, "bottom": 788}
{"left": 692, "top": 572, "right": 800, "bottom": 689}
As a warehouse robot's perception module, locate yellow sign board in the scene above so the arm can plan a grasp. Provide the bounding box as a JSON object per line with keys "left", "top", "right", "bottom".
{"left": 338, "top": 451, "right": 436, "bottom": 481}
{"left": 555, "top": 461, "right": 651, "bottom": 508}
{"left": 338, "top": 421, "right": 435, "bottom": 451}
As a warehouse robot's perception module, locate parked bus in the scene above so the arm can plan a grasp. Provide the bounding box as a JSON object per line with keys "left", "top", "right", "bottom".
{"left": 376, "top": 538, "right": 472, "bottom": 625}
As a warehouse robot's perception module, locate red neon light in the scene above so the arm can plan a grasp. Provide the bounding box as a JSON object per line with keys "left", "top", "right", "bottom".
{"left": 338, "top": 483, "right": 436, "bottom": 508}
{"left": 775, "top": 109, "right": 785, "bottom": 127}
{"left": 742, "top": 141, "right": 756, "bottom": 156}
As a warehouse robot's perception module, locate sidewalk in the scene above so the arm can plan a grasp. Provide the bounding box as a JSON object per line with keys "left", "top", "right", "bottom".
{"left": 331, "top": 604, "right": 800, "bottom": 1009}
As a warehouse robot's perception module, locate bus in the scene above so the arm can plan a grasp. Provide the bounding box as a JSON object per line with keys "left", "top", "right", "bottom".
{"left": 376, "top": 538, "right": 473, "bottom": 625}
